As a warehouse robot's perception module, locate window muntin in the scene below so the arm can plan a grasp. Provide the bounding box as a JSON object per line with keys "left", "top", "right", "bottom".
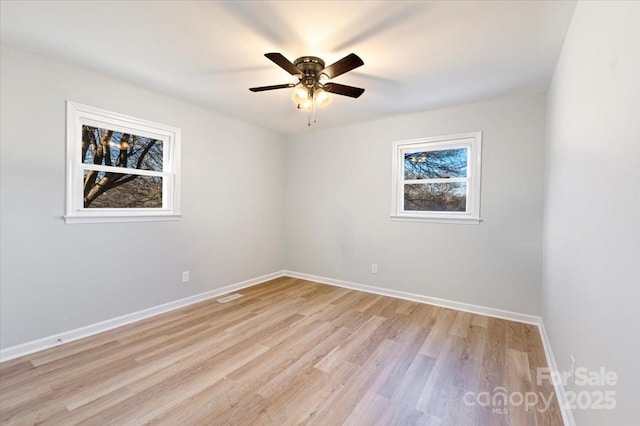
{"left": 392, "top": 132, "right": 482, "bottom": 223}
{"left": 65, "top": 102, "right": 181, "bottom": 223}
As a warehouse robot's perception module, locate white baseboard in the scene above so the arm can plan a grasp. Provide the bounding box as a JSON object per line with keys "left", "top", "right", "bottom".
{"left": 538, "top": 320, "right": 576, "bottom": 426}
{"left": 284, "top": 270, "right": 542, "bottom": 324}
{"left": 0, "top": 270, "right": 286, "bottom": 363}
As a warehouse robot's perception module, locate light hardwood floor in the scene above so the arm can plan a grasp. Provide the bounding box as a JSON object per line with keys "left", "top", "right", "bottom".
{"left": 0, "top": 277, "right": 563, "bottom": 425}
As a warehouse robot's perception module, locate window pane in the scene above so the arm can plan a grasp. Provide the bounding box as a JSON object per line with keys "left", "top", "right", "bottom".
{"left": 83, "top": 170, "right": 162, "bottom": 208}
{"left": 82, "top": 125, "right": 163, "bottom": 172}
{"left": 404, "top": 183, "right": 467, "bottom": 212}
{"left": 404, "top": 148, "right": 467, "bottom": 179}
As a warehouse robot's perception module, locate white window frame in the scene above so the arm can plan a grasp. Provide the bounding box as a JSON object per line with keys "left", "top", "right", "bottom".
{"left": 391, "top": 131, "right": 482, "bottom": 224}
{"left": 64, "top": 101, "right": 181, "bottom": 224}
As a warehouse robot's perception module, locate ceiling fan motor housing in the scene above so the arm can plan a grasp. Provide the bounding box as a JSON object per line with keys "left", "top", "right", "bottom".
{"left": 294, "top": 56, "right": 325, "bottom": 88}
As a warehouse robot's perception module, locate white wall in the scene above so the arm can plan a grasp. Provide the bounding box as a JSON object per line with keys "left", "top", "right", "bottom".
{"left": 0, "top": 44, "right": 286, "bottom": 349}
{"left": 285, "top": 93, "right": 547, "bottom": 315}
{"left": 543, "top": 2, "right": 640, "bottom": 424}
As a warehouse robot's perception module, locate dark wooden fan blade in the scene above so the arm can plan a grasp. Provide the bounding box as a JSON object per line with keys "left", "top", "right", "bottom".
{"left": 323, "top": 82, "right": 365, "bottom": 98}
{"left": 320, "top": 53, "right": 364, "bottom": 79}
{"left": 265, "top": 53, "right": 302, "bottom": 76}
{"left": 249, "top": 83, "right": 295, "bottom": 92}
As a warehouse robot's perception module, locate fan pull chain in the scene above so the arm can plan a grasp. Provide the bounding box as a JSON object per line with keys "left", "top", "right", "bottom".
{"left": 313, "top": 94, "right": 317, "bottom": 124}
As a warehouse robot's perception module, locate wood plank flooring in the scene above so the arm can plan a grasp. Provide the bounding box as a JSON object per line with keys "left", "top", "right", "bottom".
{"left": 0, "top": 277, "right": 563, "bottom": 425}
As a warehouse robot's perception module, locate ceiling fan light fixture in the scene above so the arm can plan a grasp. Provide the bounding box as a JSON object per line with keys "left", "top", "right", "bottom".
{"left": 314, "top": 88, "right": 330, "bottom": 107}
{"left": 298, "top": 98, "right": 313, "bottom": 111}
{"left": 292, "top": 85, "right": 309, "bottom": 104}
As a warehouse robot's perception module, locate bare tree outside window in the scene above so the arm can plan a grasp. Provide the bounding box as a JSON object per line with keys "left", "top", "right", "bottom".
{"left": 81, "top": 126, "right": 163, "bottom": 208}
{"left": 403, "top": 148, "right": 468, "bottom": 212}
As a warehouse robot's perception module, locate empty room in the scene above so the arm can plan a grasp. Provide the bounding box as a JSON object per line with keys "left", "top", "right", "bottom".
{"left": 0, "top": 1, "right": 638, "bottom": 425}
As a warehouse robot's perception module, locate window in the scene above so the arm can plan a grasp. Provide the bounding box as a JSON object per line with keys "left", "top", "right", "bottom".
{"left": 65, "top": 102, "right": 181, "bottom": 223}
{"left": 391, "top": 132, "right": 482, "bottom": 224}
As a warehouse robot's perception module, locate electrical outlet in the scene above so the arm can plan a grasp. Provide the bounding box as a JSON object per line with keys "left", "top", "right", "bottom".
{"left": 182, "top": 271, "right": 190, "bottom": 283}
{"left": 371, "top": 263, "right": 378, "bottom": 274}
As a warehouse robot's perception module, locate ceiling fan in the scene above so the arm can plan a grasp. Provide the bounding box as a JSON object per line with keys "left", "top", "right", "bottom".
{"left": 249, "top": 52, "right": 365, "bottom": 124}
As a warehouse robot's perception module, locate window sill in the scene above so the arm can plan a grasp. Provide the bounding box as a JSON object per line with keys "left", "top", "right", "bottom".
{"left": 63, "top": 214, "right": 182, "bottom": 224}
{"left": 390, "top": 215, "right": 481, "bottom": 225}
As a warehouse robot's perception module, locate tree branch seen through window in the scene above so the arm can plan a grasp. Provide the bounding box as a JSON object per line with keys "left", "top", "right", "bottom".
{"left": 81, "top": 126, "right": 163, "bottom": 208}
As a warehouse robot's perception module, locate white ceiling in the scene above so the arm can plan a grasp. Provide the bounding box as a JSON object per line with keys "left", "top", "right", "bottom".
{"left": 0, "top": 1, "right": 576, "bottom": 135}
